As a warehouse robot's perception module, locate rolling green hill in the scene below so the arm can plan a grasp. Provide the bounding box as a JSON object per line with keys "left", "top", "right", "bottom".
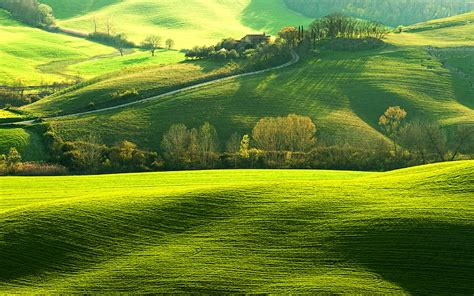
{"left": 42, "top": 0, "right": 313, "bottom": 48}
{"left": 30, "top": 44, "right": 473, "bottom": 152}
{"left": 0, "top": 9, "right": 115, "bottom": 84}
{"left": 1, "top": 161, "right": 473, "bottom": 293}
{"left": 0, "top": 8, "right": 184, "bottom": 85}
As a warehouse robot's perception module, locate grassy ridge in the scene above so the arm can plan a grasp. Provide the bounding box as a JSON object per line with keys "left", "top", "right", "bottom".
{"left": 1, "top": 161, "right": 473, "bottom": 293}
{"left": 44, "top": 0, "right": 312, "bottom": 48}
{"left": 25, "top": 60, "right": 235, "bottom": 116}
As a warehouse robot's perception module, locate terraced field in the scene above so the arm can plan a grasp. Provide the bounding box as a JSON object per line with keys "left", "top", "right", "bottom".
{"left": 1, "top": 161, "right": 473, "bottom": 293}
{"left": 43, "top": 0, "right": 313, "bottom": 48}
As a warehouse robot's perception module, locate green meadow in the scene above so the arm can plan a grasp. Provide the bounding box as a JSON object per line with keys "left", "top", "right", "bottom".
{"left": 0, "top": 8, "right": 184, "bottom": 85}
{"left": 1, "top": 161, "right": 473, "bottom": 293}
{"left": 43, "top": 0, "right": 313, "bottom": 48}
{"left": 0, "top": 9, "right": 114, "bottom": 84}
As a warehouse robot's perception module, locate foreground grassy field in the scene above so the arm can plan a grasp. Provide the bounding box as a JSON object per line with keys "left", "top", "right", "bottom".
{"left": 43, "top": 0, "right": 312, "bottom": 48}
{"left": 1, "top": 161, "right": 473, "bottom": 293}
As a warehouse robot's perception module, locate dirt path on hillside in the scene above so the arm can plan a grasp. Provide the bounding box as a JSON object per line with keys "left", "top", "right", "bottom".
{"left": 4, "top": 51, "right": 299, "bottom": 126}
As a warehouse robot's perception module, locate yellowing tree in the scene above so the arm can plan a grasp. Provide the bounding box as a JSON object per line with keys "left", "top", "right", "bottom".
{"left": 379, "top": 106, "right": 407, "bottom": 153}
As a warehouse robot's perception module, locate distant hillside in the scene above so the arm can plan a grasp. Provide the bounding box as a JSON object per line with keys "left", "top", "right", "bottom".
{"left": 40, "top": 0, "right": 313, "bottom": 48}
{"left": 0, "top": 9, "right": 115, "bottom": 84}
{"left": 284, "top": 0, "right": 474, "bottom": 26}
{"left": 16, "top": 12, "right": 473, "bottom": 158}
{"left": 1, "top": 161, "right": 473, "bottom": 293}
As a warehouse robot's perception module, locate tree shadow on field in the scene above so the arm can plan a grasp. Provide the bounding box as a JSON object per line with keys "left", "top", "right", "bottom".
{"left": 331, "top": 219, "right": 474, "bottom": 295}
{"left": 0, "top": 189, "right": 241, "bottom": 283}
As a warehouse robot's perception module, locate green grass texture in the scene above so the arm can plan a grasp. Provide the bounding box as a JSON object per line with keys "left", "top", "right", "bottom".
{"left": 43, "top": 0, "right": 313, "bottom": 48}
{"left": 1, "top": 161, "right": 473, "bottom": 293}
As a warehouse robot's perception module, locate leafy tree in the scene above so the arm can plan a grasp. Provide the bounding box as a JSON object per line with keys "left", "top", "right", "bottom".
{"left": 161, "top": 123, "right": 190, "bottom": 168}
{"left": 252, "top": 114, "right": 317, "bottom": 152}
{"left": 379, "top": 106, "right": 407, "bottom": 154}
{"left": 142, "top": 35, "right": 162, "bottom": 56}
{"left": 239, "top": 135, "right": 250, "bottom": 158}
{"left": 114, "top": 33, "right": 129, "bottom": 56}
{"left": 6, "top": 148, "right": 22, "bottom": 168}
{"left": 278, "top": 26, "right": 299, "bottom": 48}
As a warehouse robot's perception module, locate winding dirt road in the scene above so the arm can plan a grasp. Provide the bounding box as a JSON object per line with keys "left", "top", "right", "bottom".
{"left": 4, "top": 51, "right": 299, "bottom": 126}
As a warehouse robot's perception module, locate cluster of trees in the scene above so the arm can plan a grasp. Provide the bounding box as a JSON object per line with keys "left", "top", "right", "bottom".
{"left": 284, "top": 0, "right": 473, "bottom": 26}
{"left": 3, "top": 110, "right": 471, "bottom": 175}
{"left": 0, "top": 147, "right": 67, "bottom": 176}
{"left": 185, "top": 37, "right": 266, "bottom": 60}
{"left": 309, "top": 14, "right": 389, "bottom": 43}
{"left": 43, "top": 130, "right": 163, "bottom": 174}
{"left": 0, "top": 0, "right": 54, "bottom": 27}
{"left": 379, "top": 106, "right": 474, "bottom": 164}
{"left": 141, "top": 35, "right": 175, "bottom": 56}
{"left": 87, "top": 32, "right": 134, "bottom": 56}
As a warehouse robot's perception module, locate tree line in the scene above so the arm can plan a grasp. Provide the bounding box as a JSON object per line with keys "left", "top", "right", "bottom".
{"left": 309, "top": 14, "right": 390, "bottom": 43}
{"left": 0, "top": 0, "right": 54, "bottom": 27}
{"left": 2, "top": 110, "right": 472, "bottom": 175}
{"left": 284, "top": 0, "right": 473, "bottom": 26}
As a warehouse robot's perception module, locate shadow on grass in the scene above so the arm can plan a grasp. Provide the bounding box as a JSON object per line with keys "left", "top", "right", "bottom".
{"left": 331, "top": 219, "right": 474, "bottom": 294}
{"left": 0, "top": 189, "right": 241, "bottom": 283}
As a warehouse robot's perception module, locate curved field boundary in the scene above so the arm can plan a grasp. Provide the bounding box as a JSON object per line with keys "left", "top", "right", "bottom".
{"left": 49, "top": 51, "right": 300, "bottom": 120}
{"left": 2, "top": 51, "right": 299, "bottom": 126}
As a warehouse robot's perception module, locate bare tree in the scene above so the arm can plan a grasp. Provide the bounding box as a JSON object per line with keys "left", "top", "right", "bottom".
{"left": 91, "top": 15, "right": 99, "bottom": 33}
{"left": 142, "top": 35, "right": 162, "bottom": 56}
{"left": 165, "top": 38, "right": 175, "bottom": 50}
{"left": 104, "top": 18, "right": 114, "bottom": 36}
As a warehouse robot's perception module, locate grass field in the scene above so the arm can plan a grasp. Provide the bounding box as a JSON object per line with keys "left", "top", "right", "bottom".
{"left": 0, "top": 9, "right": 184, "bottom": 85}
{"left": 1, "top": 161, "right": 473, "bottom": 293}
{"left": 42, "top": 0, "right": 312, "bottom": 48}
{"left": 0, "top": 9, "right": 115, "bottom": 85}
{"left": 0, "top": 127, "right": 47, "bottom": 161}
{"left": 389, "top": 11, "right": 474, "bottom": 48}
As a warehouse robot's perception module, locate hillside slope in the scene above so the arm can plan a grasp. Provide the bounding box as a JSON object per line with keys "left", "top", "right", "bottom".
{"left": 0, "top": 9, "right": 115, "bottom": 84}
{"left": 34, "top": 45, "right": 473, "bottom": 151}
{"left": 42, "top": 0, "right": 313, "bottom": 48}
{"left": 1, "top": 161, "right": 473, "bottom": 293}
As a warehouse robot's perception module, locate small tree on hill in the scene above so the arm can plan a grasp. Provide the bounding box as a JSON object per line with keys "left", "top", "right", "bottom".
{"left": 114, "top": 33, "right": 129, "bottom": 56}
{"left": 379, "top": 106, "right": 407, "bottom": 154}
{"left": 142, "top": 35, "right": 162, "bottom": 56}
{"left": 165, "top": 38, "right": 175, "bottom": 50}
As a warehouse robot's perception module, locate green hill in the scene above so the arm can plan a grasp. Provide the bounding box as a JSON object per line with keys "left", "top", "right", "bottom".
{"left": 1, "top": 161, "right": 473, "bottom": 293}
{"left": 42, "top": 0, "right": 313, "bottom": 48}
{"left": 27, "top": 44, "right": 473, "bottom": 152}
{"left": 0, "top": 9, "right": 115, "bottom": 84}
{"left": 0, "top": 8, "right": 184, "bottom": 85}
